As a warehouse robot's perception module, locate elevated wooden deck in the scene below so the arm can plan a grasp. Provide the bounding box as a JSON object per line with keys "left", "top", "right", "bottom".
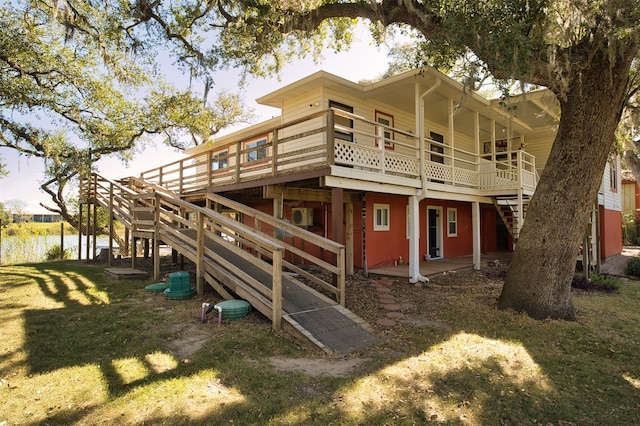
{"left": 136, "top": 108, "right": 538, "bottom": 201}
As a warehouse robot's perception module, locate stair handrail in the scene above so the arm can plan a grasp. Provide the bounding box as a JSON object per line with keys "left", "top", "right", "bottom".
{"left": 150, "top": 191, "right": 286, "bottom": 330}
{"left": 205, "top": 192, "right": 346, "bottom": 305}
{"left": 82, "top": 173, "right": 287, "bottom": 330}
{"left": 128, "top": 176, "right": 180, "bottom": 198}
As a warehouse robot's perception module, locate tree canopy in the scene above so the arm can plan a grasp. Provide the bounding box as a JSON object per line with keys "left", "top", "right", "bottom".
{"left": 0, "top": 1, "right": 253, "bottom": 224}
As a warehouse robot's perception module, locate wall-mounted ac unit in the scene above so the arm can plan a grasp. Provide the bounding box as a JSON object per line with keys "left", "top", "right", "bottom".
{"left": 291, "top": 208, "right": 314, "bottom": 226}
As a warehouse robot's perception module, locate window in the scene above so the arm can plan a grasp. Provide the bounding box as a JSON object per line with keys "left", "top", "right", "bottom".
{"left": 373, "top": 204, "right": 390, "bottom": 231}
{"left": 245, "top": 137, "right": 267, "bottom": 162}
{"left": 610, "top": 155, "right": 618, "bottom": 192}
{"left": 447, "top": 208, "right": 457, "bottom": 237}
{"left": 430, "top": 131, "right": 444, "bottom": 163}
{"left": 211, "top": 150, "right": 228, "bottom": 171}
{"left": 375, "top": 110, "right": 395, "bottom": 149}
{"left": 330, "top": 100, "right": 354, "bottom": 142}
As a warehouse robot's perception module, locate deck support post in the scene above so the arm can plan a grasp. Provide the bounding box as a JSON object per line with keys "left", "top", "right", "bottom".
{"left": 108, "top": 183, "right": 114, "bottom": 266}
{"left": 345, "top": 202, "right": 354, "bottom": 275}
{"left": 196, "top": 211, "right": 205, "bottom": 295}
{"left": 123, "top": 228, "right": 129, "bottom": 257}
{"left": 331, "top": 187, "right": 344, "bottom": 290}
{"left": 272, "top": 185, "right": 283, "bottom": 220}
{"left": 92, "top": 197, "right": 98, "bottom": 260}
{"left": 272, "top": 249, "right": 283, "bottom": 330}
{"left": 132, "top": 238, "right": 137, "bottom": 269}
{"left": 331, "top": 188, "right": 344, "bottom": 244}
{"left": 153, "top": 193, "right": 161, "bottom": 281}
{"left": 408, "top": 195, "right": 421, "bottom": 283}
{"left": 472, "top": 201, "right": 481, "bottom": 270}
{"left": 85, "top": 199, "right": 91, "bottom": 262}
{"left": 78, "top": 193, "right": 83, "bottom": 261}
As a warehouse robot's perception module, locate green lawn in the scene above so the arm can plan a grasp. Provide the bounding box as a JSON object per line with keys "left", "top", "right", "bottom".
{"left": 1, "top": 261, "right": 639, "bottom": 425}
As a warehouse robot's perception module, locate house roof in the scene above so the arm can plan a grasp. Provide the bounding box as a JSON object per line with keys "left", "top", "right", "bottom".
{"left": 257, "top": 67, "right": 558, "bottom": 138}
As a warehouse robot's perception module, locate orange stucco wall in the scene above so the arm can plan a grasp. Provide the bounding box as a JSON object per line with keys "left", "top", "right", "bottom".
{"left": 245, "top": 195, "right": 502, "bottom": 270}
{"left": 481, "top": 206, "right": 498, "bottom": 253}
{"left": 600, "top": 206, "right": 622, "bottom": 259}
{"left": 364, "top": 194, "right": 410, "bottom": 268}
{"left": 418, "top": 199, "right": 474, "bottom": 259}
{"left": 362, "top": 195, "right": 476, "bottom": 268}
{"left": 243, "top": 200, "right": 332, "bottom": 264}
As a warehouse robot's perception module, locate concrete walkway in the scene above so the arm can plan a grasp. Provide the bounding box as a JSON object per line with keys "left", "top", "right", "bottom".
{"left": 600, "top": 247, "right": 640, "bottom": 277}
{"left": 367, "top": 252, "right": 514, "bottom": 279}
{"left": 366, "top": 248, "right": 640, "bottom": 280}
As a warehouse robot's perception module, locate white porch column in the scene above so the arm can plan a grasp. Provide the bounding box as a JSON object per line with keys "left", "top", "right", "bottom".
{"left": 408, "top": 195, "right": 422, "bottom": 283}
{"left": 472, "top": 201, "right": 481, "bottom": 270}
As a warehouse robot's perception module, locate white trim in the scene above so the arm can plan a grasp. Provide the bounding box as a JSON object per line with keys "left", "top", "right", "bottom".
{"left": 472, "top": 202, "right": 481, "bottom": 270}
{"left": 373, "top": 204, "right": 390, "bottom": 231}
{"left": 447, "top": 208, "right": 458, "bottom": 237}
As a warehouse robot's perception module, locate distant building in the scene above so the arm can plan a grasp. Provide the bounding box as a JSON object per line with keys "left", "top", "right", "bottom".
{"left": 12, "top": 213, "right": 62, "bottom": 223}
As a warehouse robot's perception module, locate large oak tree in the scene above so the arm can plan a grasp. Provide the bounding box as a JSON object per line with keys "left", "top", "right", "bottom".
{"left": 0, "top": 1, "right": 253, "bottom": 226}
{"left": 54, "top": 0, "right": 639, "bottom": 319}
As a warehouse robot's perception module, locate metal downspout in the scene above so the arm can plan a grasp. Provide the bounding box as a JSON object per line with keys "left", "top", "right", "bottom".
{"left": 416, "top": 78, "right": 441, "bottom": 199}
{"left": 410, "top": 78, "right": 441, "bottom": 284}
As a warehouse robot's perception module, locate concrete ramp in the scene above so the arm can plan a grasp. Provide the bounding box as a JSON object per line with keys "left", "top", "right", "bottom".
{"left": 189, "top": 230, "right": 380, "bottom": 354}
{"left": 285, "top": 305, "right": 380, "bottom": 354}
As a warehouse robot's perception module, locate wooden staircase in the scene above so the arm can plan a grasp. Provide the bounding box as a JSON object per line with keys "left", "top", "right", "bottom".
{"left": 80, "top": 173, "right": 379, "bottom": 354}
{"left": 493, "top": 195, "right": 531, "bottom": 241}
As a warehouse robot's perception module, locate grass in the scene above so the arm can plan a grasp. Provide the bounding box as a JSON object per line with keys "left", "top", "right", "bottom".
{"left": 3, "top": 222, "right": 76, "bottom": 237}
{"left": 1, "top": 261, "right": 640, "bottom": 425}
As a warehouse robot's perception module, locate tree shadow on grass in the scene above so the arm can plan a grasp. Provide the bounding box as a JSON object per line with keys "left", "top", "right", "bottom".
{"left": 9, "top": 263, "right": 640, "bottom": 425}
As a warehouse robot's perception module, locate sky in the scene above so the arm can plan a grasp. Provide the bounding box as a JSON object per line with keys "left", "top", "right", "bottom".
{"left": 0, "top": 25, "right": 393, "bottom": 214}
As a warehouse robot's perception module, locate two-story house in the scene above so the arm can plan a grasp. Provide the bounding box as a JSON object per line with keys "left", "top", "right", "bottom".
{"left": 136, "top": 67, "right": 622, "bottom": 281}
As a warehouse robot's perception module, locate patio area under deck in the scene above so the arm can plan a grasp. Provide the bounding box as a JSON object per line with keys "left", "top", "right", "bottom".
{"left": 367, "top": 252, "right": 514, "bottom": 280}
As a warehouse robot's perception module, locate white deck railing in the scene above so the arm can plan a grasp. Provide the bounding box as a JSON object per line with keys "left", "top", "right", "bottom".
{"left": 138, "top": 109, "right": 537, "bottom": 196}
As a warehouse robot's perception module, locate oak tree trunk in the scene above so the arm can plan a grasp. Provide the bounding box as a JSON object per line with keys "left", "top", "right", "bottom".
{"left": 498, "top": 50, "right": 633, "bottom": 320}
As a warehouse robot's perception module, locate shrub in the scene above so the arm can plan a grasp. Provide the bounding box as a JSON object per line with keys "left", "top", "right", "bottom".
{"left": 590, "top": 273, "right": 621, "bottom": 293}
{"left": 625, "top": 256, "right": 640, "bottom": 277}
{"left": 45, "top": 244, "right": 71, "bottom": 261}
{"left": 572, "top": 273, "right": 621, "bottom": 293}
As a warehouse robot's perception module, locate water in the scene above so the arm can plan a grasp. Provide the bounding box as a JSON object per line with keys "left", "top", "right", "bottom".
{"left": 0, "top": 234, "right": 113, "bottom": 264}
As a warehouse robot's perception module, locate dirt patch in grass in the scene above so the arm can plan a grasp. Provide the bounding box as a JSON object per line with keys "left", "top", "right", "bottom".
{"left": 165, "top": 323, "right": 213, "bottom": 361}
{"left": 268, "top": 357, "right": 370, "bottom": 377}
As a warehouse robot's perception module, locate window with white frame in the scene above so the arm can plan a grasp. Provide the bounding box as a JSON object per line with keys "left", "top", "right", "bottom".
{"left": 211, "top": 150, "right": 228, "bottom": 171}
{"left": 374, "top": 204, "right": 390, "bottom": 231}
{"left": 447, "top": 208, "right": 457, "bottom": 237}
{"left": 375, "top": 110, "right": 395, "bottom": 149}
{"left": 610, "top": 155, "right": 618, "bottom": 192}
{"left": 330, "top": 100, "right": 354, "bottom": 142}
{"left": 246, "top": 137, "right": 267, "bottom": 162}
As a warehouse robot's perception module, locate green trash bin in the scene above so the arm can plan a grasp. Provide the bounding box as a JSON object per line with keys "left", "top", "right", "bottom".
{"left": 168, "top": 271, "right": 190, "bottom": 292}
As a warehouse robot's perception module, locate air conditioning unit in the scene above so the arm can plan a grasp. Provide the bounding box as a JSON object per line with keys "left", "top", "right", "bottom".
{"left": 291, "top": 208, "right": 314, "bottom": 226}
